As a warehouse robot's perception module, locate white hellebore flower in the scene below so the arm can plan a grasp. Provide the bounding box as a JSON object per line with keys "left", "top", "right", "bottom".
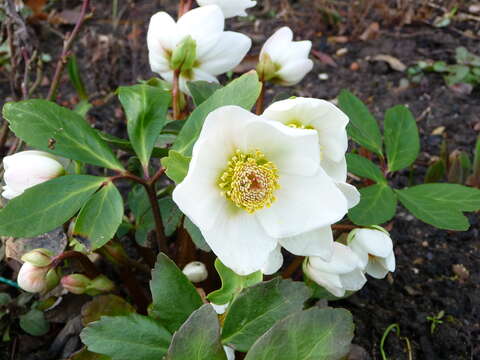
{"left": 2, "top": 150, "right": 65, "bottom": 200}
{"left": 305, "top": 242, "right": 367, "bottom": 298}
{"left": 223, "top": 346, "right": 235, "bottom": 360}
{"left": 173, "top": 105, "right": 350, "bottom": 275}
{"left": 196, "top": 0, "right": 256, "bottom": 18}
{"left": 182, "top": 261, "right": 208, "bottom": 283}
{"left": 17, "top": 263, "right": 50, "bottom": 293}
{"left": 348, "top": 227, "right": 396, "bottom": 279}
{"left": 147, "top": 5, "right": 251, "bottom": 94}
{"left": 258, "top": 27, "right": 313, "bottom": 86}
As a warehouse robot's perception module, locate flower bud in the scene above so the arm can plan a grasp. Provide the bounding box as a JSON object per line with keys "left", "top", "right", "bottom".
{"left": 17, "top": 263, "right": 50, "bottom": 293}
{"left": 61, "top": 274, "right": 91, "bottom": 294}
{"left": 21, "top": 248, "right": 53, "bottom": 267}
{"left": 88, "top": 275, "right": 115, "bottom": 295}
{"left": 182, "top": 261, "right": 208, "bottom": 283}
{"left": 170, "top": 36, "right": 197, "bottom": 73}
{"left": 44, "top": 267, "right": 61, "bottom": 292}
{"left": 2, "top": 150, "right": 65, "bottom": 200}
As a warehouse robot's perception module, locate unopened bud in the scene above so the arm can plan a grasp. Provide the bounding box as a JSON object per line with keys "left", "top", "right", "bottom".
{"left": 101, "top": 242, "right": 128, "bottom": 266}
{"left": 61, "top": 274, "right": 91, "bottom": 294}
{"left": 45, "top": 268, "right": 61, "bottom": 292}
{"left": 88, "top": 275, "right": 115, "bottom": 295}
{"left": 17, "top": 263, "right": 49, "bottom": 293}
{"left": 256, "top": 53, "right": 278, "bottom": 82}
{"left": 21, "top": 248, "right": 53, "bottom": 267}
{"left": 170, "top": 36, "right": 197, "bottom": 72}
{"left": 182, "top": 261, "right": 208, "bottom": 283}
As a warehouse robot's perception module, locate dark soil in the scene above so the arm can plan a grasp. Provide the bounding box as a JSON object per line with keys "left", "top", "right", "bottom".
{"left": 1, "top": 0, "right": 479, "bottom": 359}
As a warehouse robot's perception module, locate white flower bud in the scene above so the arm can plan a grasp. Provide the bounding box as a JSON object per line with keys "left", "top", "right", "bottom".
{"left": 304, "top": 242, "right": 367, "bottom": 298}
{"left": 348, "top": 227, "right": 396, "bottom": 279}
{"left": 196, "top": 0, "right": 256, "bottom": 18}
{"left": 182, "top": 261, "right": 208, "bottom": 283}
{"left": 17, "top": 263, "right": 50, "bottom": 293}
{"left": 258, "top": 27, "right": 313, "bottom": 86}
{"left": 223, "top": 345, "right": 235, "bottom": 360}
{"left": 2, "top": 151, "right": 65, "bottom": 200}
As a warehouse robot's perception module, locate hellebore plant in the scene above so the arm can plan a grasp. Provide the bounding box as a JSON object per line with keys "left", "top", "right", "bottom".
{"left": 1, "top": 2, "right": 480, "bottom": 360}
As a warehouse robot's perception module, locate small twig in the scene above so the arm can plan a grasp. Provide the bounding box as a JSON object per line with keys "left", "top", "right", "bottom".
{"left": 331, "top": 224, "right": 357, "bottom": 231}
{"left": 172, "top": 69, "right": 181, "bottom": 120}
{"left": 47, "top": 0, "right": 90, "bottom": 101}
{"left": 50, "top": 250, "right": 100, "bottom": 279}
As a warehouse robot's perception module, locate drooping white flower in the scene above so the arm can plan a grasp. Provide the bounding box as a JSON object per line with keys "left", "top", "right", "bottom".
{"left": 348, "top": 227, "right": 396, "bottom": 279}
{"left": 173, "top": 105, "right": 349, "bottom": 275}
{"left": 304, "top": 242, "right": 367, "bottom": 297}
{"left": 182, "top": 261, "right": 208, "bottom": 282}
{"left": 2, "top": 150, "right": 65, "bottom": 200}
{"left": 196, "top": 0, "right": 256, "bottom": 18}
{"left": 147, "top": 5, "right": 251, "bottom": 94}
{"left": 17, "top": 263, "right": 50, "bottom": 293}
{"left": 223, "top": 346, "right": 235, "bottom": 360}
{"left": 257, "top": 27, "right": 313, "bottom": 86}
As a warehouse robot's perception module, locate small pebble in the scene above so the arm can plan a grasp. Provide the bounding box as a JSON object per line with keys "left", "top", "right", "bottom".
{"left": 336, "top": 47, "right": 348, "bottom": 56}
{"left": 318, "top": 73, "right": 329, "bottom": 80}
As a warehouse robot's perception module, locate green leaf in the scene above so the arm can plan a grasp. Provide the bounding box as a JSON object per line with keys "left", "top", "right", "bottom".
{"left": 244, "top": 308, "right": 354, "bottom": 360}
{"left": 187, "top": 81, "right": 223, "bottom": 106}
{"left": 3, "top": 100, "right": 124, "bottom": 170}
{"left": 149, "top": 253, "right": 203, "bottom": 333}
{"left": 346, "top": 153, "right": 385, "bottom": 183}
{"left": 183, "top": 217, "right": 210, "bottom": 252}
{"left": 207, "top": 259, "right": 261, "bottom": 305}
{"left": 396, "top": 184, "right": 480, "bottom": 230}
{"left": 159, "top": 197, "right": 183, "bottom": 236}
{"left": 70, "top": 347, "right": 111, "bottom": 360}
{"left": 73, "top": 182, "right": 124, "bottom": 250}
{"left": 0, "top": 175, "right": 105, "bottom": 237}
{"left": 222, "top": 278, "right": 312, "bottom": 352}
{"left": 80, "top": 314, "right": 171, "bottom": 360}
{"left": 384, "top": 105, "right": 420, "bottom": 172}
{"left": 96, "top": 131, "right": 169, "bottom": 159}
{"left": 166, "top": 305, "right": 227, "bottom": 360}
{"left": 162, "top": 150, "right": 192, "bottom": 184}
{"left": 118, "top": 84, "right": 171, "bottom": 166}
{"left": 338, "top": 90, "right": 383, "bottom": 156}
{"left": 68, "top": 55, "right": 88, "bottom": 100}
{"left": 444, "top": 65, "right": 470, "bottom": 86}
{"left": 81, "top": 295, "right": 135, "bottom": 326}
{"left": 424, "top": 159, "right": 446, "bottom": 183}
{"left": 348, "top": 184, "right": 397, "bottom": 226}
{"left": 19, "top": 309, "right": 50, "bottom": 336}
{"left": 173, "top": 72, "right": 262, "bottom": 156}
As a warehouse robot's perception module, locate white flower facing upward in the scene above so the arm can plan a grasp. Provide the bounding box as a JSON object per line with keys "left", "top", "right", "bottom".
{"left": 257, "top": 27, "right": 313, "bottom": 86}
{"left": 147, "top": 5, "right": 251, "bottom": 94}
{"left": 348, "top": 227, "right": 396, "bottom": 279}
{"left": 173, "top": 105, "right": 350, "bottom": 275}
{"left": 196, "top": 0, "right": 256, "bottom": 18}
{"left": 2, "top": 150, "right": 65, "bottom": 200}
{"left": 304, "top": 242, "right": 367, "bottom": 298}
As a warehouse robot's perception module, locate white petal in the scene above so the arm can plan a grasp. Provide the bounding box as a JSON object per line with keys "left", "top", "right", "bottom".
{"left": 223, "top": 346, "right": 236, "bottom": 360}
{"left": 203, "top": 210, "right": 278, "bottom": 275}
{"left": 306, "top": 265, "right": 345, "bottom": 297}
{"left": 351, "top": 229, "right": 393, "bottom": 258}
{"left": 261, "top": 27, "right": 293, "bottom": 63}
{"left": 275, "top": 59, "right": 314, "bottom": 86}
{"left": 177, "top": 5, "right": 224, "bottom": 58}
{"left": 336, "top": 182, "right": 360, "bottom": 209}
{"left": 379, "top": 251, "right": 396, "bottom": 272}
{"left": 348, "top": 241, "right": 369, "bottom": 269}
{"left": 257, "top": 168, "right": 348, "bottom": 238}
{"left": 243, "top": 119, "right": 320, "bottom": 177}
{"left": 197, "top": 0, "right": 256, "bottom": 18}
{"left": 280, "top": 226, "right": 333, "bottom": 260}
{"left": 147, "top": 12, "right": 178, "bottom": 73}
{"left": 211, "top": 303, "right": 228, "bottom": 315}
{"left": 321, "top": 157, "right": 347, "bottom": 182}
{"left": 340, "top": 268, "right": 367, "bottom": 291}
{"left": 198, "top": 31, "right": 251, "bottom": 75}
{"left": 308, "top": 243, "right": 361, "bottom": 274}
{"left": 261, "top": 245, "right": 283, "bottom": 275}
{"left": 2, "top": 185, "right": 22, "bottom": 200}
{"left": 365, "top": 258, "right": 389, "bottom": 279}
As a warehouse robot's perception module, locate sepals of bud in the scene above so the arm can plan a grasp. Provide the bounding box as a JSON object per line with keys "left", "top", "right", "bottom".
{"left": 21, "top": 248, "right": 53, "bottom": 267}
{"left": 61, "top": 274, "right": 115, "bottom": 296}
{"left": 170, "top": 36, "right": 197, "bottom": 73}
{"left": 256, "top": 53, "right": 278, "bottom": 82}
{"left": 45, "top": 268, "right": 61, "bottom": 292}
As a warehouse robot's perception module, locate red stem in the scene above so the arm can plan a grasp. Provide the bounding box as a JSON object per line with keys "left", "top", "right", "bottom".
{"left": 172, "top": 69, "right": 181, "bottom": 120}
{"left": 255, "top": 81, "right": 266, "bottom": 115}
{"left": 51, "top": 251, "right": 100, "bottom": 279}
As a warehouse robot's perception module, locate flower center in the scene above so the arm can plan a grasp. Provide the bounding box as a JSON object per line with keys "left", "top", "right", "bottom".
{"left": 286, "top": 120, "right": 315, "bottom": 130}
{"left": 218, "top": 149, "right": 280, "bottom": 213}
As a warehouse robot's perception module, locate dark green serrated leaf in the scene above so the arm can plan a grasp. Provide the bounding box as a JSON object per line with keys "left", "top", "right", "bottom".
{"left": 149, "top": 253, "right": 203, "bottom": 333}
{"left": 207, "top": 259, "right": 261, "bottom": 305}
{"left": 424, "top": 159, "right": 446, "bottom": 183}
{"left": 118, "top": 84, "right": 171, "bottom": 166}
{"left": 222, "top": 278, "right": 311, "bottom": 352}
{"left": 162, "top": 150, "right": 191, "bottom": 183}
{"left": 173, "top": 72, "right": 262, "bottom": 156}
{"left": 166, "top": 305, "right": 227, "bottom": 360}
{"left": 19, "top": 309, "right": 49, "bottom": 336}
{"left": 338, "top": 90, "right": 383, "bottom": 156}
{"left": 245, "top": 308, "right": 354, "bottom": 360}
{"left": 348, "top": 184, "right": 397, "bottom": 226}
{"left": 159, "top": 197, "right": 183, "bottom": 236}
{"left": 73, "top": 182, "right": 123, "bottom": 250}
{"left": 0, "top": 175, "right": 104, "bottom": 237}
{"left": 96, "top": 131, "right": 169, "bottom": 159}
{"left": 187, "top": 81, "right": 222, "bottom": 106}
{"left": 80, "top": 314, "right": 171, "bottom": 360}
{"left": 70, "top": 347, "right": 112, "bottom": 360}
{"left": 81, "top": 295, "right": 135, "bottom": 326}
{"left": 384, "top": 105, "right": 420, "bottom": 172}
{"left": 346, "top": 153, "right": 385, "bottom": 183}
{"left": 3, "top": 100, "right": 123, "bottom": 170}
{"left": 68, "top": 55, "right": 88, "bottom": 100}
{"left": 396, "top": 184, "right": 480, "bottom": 230}
{"left": 183, "top": 217, "right": 210, "bottom": 252}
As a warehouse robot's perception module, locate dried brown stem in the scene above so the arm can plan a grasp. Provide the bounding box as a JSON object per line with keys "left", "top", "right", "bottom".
{"left": 51, "top": 250, "right": 100, "bottom": 279}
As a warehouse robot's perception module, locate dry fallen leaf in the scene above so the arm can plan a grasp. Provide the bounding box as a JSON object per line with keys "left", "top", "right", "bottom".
{"left": 370, "top": 55, "right": 407, "bottom": 72}
{"left": 311, "top": 50, "right": 337, "bottom": 67}
{"left": 431, "top": 126, "right": 445, "bottom": 135}
{"left": 359, "top": 22, "right": 380, "bottom": 41}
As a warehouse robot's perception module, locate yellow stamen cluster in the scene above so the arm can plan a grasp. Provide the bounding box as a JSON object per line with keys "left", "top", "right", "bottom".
{"left": 218, "top": 149, "right": 280, "bottom": 213}
{"left": 286, "top": 120, "right": 315, "bottom": 130}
